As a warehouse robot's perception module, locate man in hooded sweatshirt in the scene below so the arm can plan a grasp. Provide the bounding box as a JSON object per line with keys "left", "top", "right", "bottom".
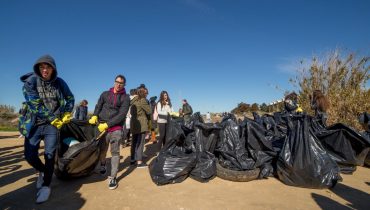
{"left": 19, "top": 55, "right": 75, "bottom": 203}
{"left": 89, "top": 75, "right": 130, "bottom": 190}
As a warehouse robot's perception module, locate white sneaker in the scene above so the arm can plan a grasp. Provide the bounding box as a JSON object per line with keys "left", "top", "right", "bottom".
{"left": 36, "top": 172, "right": 44, "bottom": 189}
{"left": 36, "top": 186, "right": 51, "bottom": 203}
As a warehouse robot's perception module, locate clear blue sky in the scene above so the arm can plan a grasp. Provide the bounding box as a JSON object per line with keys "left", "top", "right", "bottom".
{"left": 1, "top": 0, "right": 369, "bottom": 114}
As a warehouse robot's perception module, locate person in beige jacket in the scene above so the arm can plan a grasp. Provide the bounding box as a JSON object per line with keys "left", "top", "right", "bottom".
{"left": 130, "top": 86, "right": 151, "bottom": 168}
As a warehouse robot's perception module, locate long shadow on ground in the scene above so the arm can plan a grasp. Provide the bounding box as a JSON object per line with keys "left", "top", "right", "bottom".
{"left": 312, "top": 182, "right": 370, "bottom": 210}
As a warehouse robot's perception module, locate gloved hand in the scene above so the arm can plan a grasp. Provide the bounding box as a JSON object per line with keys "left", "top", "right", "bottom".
{"left": 89, "top": 116, "right": 98, "bottom": 125}
{"left": 98, "top": 123, "right": 108, "bottom": 132}
{"left": 296, "top": 104, "right": 303, "bottom": 113}
{"left": 62, "top": 112, "right": 72, "bottom": 123}
{"left": 51, "top": 118, "right": 63, "bottom": 129}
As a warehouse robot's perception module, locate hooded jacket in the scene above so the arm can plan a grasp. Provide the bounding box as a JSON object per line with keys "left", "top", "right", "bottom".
{"left": 93, "top": 87, "right": 130, "bottom": 131}
{"left": 130, "top": 96, "right": 151, "bottom": 134}
{"left": 19, "top": 55, "right": 75, "bottom": 137}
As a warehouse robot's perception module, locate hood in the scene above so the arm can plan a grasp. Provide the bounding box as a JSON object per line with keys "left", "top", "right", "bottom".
{"left": 33, "top": 55, "right": 58, "bottom": 82}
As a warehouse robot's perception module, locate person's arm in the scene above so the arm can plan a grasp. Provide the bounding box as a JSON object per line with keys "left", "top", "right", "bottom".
{"left": 58, "top": 78, "right": 75, "bottom": 113}
{"left": 93, "top": 92, "right": 105, "bottom": 117}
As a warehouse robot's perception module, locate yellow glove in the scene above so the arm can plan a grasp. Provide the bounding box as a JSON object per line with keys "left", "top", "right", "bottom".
{"left": 51, "top": 118, "right": 63, "bottom": 129}
{"left": 62, "top": 112, "right": 72, "bottom": 123}
{"left": 89, "top": 116, "right": 98, "bottom": 125}
{"left": 296, "top": 104, "right": 303, "bottom": 113}
{"left": 170, "top": 112, "right": 179, "bottom": 117}
{"left": 98, "top": 123, "right": 108, "bottom": 132}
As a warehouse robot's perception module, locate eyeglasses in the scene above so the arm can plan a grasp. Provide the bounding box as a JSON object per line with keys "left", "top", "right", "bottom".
{"left": 115, "top": 81, "right": 124, "bottom": 85}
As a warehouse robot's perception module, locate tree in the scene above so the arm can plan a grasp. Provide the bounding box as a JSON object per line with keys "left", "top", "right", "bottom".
{"left": 250, "top": 103, "right": 259, "bottom": 112}
{"left": 260, "top": 103, "right": 268, "bottom": 112}
{"left": 290, "top": 50, "right": 369, "bottom": 129}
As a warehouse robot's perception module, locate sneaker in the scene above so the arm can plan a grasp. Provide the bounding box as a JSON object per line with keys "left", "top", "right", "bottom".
{"left": 99, "top": 164, "right": 107, "bottom": 176}
{"left": 36, "top": 172, "right": 44, "bottom": 189}
{"left": 108, "top": 176, "right": 118, "bottom": 190}
{"left": 36, "top": 186, "right": 51, "bottom": 203}
{"left": 137, "top": 163, "right": 148, "bottom": 168}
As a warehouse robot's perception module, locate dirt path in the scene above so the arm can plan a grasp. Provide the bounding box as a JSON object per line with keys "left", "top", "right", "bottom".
{"left": 1, "top": 131, "right": 369, "bottom": 210}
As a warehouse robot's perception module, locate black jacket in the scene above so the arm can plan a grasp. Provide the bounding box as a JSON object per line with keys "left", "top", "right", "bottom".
{"left": 93, "top": 88, "right": 130, "bottom": 128}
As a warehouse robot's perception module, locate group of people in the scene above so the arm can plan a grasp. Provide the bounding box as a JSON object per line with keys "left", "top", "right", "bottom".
{"left": 18, "top": 55, "right": 193, "bottom": 203}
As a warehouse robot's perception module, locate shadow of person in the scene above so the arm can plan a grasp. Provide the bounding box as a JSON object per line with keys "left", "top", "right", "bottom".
{"left": 143, "top": 142, "right": 159, "bottom": 164}
{"left": 116, "top": 156, "right": 136, "bottom": 182}
{"left": 312, "top": 182, "right": 370, "bottom": 210}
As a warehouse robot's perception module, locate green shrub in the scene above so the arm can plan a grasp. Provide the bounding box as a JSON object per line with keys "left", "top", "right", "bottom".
{"left": 290, "top": 50, "right": 369, "bottom": 130}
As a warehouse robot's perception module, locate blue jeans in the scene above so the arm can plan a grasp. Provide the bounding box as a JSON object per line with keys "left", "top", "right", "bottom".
{"left": 24, "top": 124, "right": 58, "bottom": 187}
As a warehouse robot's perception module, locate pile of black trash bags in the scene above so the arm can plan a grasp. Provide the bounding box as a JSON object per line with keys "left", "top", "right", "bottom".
{"left": 149, "top": 112, "right": 370, "bottom": 189}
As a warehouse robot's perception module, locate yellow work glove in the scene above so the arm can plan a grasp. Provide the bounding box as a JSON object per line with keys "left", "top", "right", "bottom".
{"left": 170, "top": 112, "right": 179, "bottom": 117}
{"left": 62, "top": 112, "right": 72, "bottom": 123}
{"left": 89, "top": 116, "right": 98, "bottom": 125}
{"left": 98, "top": 123, "right": 108, "bottom": 132}
{"left": 51, "top": 118, "right": 63, "bottom": 129}
{"left": 296, "top": 104, "right": 303, "bottom": 113}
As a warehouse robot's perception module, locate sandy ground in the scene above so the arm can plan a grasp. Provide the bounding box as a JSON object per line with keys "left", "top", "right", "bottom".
{"left": 0, "top": 131, "right": 369, "bottom": 210}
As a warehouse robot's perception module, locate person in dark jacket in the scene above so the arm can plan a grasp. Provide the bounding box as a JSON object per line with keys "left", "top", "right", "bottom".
{"left": 310, "top": 90, "right": 330, "bottom": 127}
{"left": 19, "top": 55, "right": 75, "bottom": 203}
{"left": 182, "top": 99, "right": 193, "bottom": 122}
{"left": 74, "top": 99, "right": 88, "bottom": 120}
{"left": 89, "top": 75, "right": 130, "bottom": 190}
{"left": 130, "top": 86, "right": 151, "bottom": 168}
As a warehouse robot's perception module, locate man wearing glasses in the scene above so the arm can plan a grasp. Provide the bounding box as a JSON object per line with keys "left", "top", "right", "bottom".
{"left": 19, "top": 55, "right": 75, "bottom": 203}
{"left": 89, "top": 75, "right": 130, "bottom": 190}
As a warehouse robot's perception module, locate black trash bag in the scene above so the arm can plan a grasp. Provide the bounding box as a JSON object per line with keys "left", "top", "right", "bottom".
{"left": 149, "top": 119, "right": 197, "bottom": 185}
{"left": 189, "top": 123, "right": 218, "bottom": 182}
{"left": 55, "top": 120, "right": 101, "bottom": 179}
{"left": 362, "top": 131, "right": 370, "bottom": 167}
{"left": 316, "top": 123, "right": 370, "bottom": 173}
{"left": 277, "top": 115, "right": 341, "bottom": 188}
{"left": 215, "top": 118, "right": 256, "bottom": 170}
{"left": 252, "top": 112, "right": 263, "bottom": 125}
{"left": 194, "top": 122, "right": 222, "bottom": 153}
{"left": 183, "top": 112, "right": 204, "bottom": 131}
{"left": 243, "top": 118, "right": 277, "bottom": 169}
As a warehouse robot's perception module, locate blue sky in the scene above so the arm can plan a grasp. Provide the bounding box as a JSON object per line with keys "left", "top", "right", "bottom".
{"left": 1, "top": 0, "right": 369, "bottom": 114}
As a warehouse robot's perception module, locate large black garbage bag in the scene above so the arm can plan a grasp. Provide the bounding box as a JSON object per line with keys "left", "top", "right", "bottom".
{"left": 362, "top": 131, "right": 370, "bottom": 167}
{"left": 55, "top": 120, "right": 101, "bottom": 179}
{"left": 189, "top": 123, "right": 218, "bottom": 182}
{"left": 183, "top": 112, "right": 204, "bottom": 131}
{"left": 316, "top": 123, "right": 370, "bottom": 173}
{"left": 149, "top": 119, "right": 197, "bottom": 185}
{"left": 194, "top": 123, "right": 222, "bottom": 153}
{"left": 277, "top": 115, "right": 341, "bottom": 188}
{"left": 243, "top": 119, "right": 277, "bottom": 167}
{"left": 215, "top": 118, "right": 256, "bottom": 170}
{"left": 242, "top": 119, "right": 277, "bottom": 178}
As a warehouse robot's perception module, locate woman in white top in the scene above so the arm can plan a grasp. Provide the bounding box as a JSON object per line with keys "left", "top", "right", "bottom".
{"left": 154, "top": 91, "right": 173, "bottom": 151}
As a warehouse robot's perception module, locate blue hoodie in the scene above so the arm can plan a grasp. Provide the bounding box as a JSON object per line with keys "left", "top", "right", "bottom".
{"left": 19, "top": 55, "right": 75, "bottom": 137}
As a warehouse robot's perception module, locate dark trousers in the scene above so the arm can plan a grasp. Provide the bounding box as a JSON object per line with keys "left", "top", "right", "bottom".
{"left": 131, "top": 132, "right": 146, "bottom": 162}
{"left": 24, "top": 124, "right": 57, "bottom": 187}
{"left": 157, "top": 123, "right": 167, "bottom": 150}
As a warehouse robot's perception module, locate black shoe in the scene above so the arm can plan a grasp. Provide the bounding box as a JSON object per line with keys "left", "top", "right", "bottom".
{"left": 108, "top": 177, "right": 118, "bottom": 190}
{"left": 137, "top": 163, "right": 148, "bottom": 168}
{"left": 130, "top": 160, "right": 136, "bottom": 166}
